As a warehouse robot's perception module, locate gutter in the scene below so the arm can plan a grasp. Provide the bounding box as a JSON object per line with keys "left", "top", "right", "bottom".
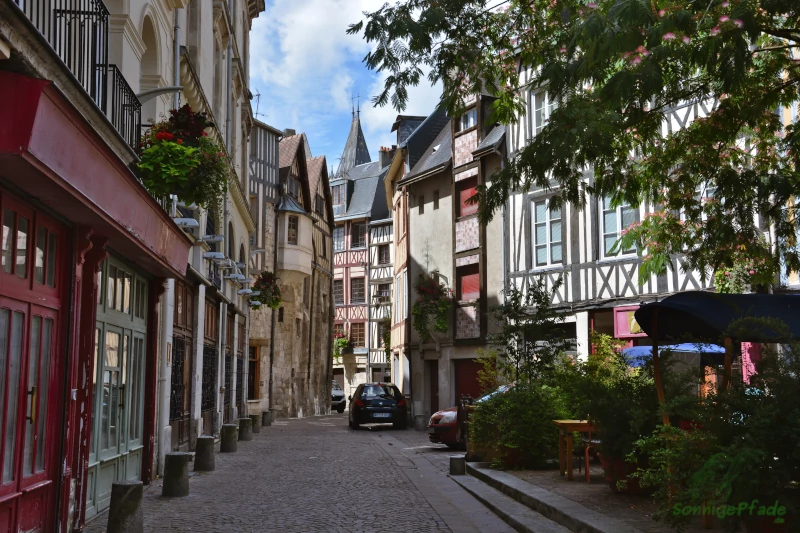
{"left": 396, "top": 161, "right": 452, "bottom": 188}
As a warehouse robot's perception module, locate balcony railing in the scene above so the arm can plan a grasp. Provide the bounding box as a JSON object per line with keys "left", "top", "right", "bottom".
{"left": 105, "top": 64, "right": 141, "bottom": 151}
{"left": 13, "top": 0, "right": 142, "bottom": 153}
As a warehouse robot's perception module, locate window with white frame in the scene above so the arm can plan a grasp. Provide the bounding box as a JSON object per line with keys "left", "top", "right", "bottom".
{"left": 531, "top": 198, "right": 563, "bottom": 267}
{"left": 456, "top": 108, "right": 477, "bottom": 132}
{"left": 531, "top": 90, "right": 557, "bottom": 136}
{"left": 333, "top": 226, "right": 344, "bottom": 251}
{"left": 601, "top": 196, "right": 638, "bottom": 257}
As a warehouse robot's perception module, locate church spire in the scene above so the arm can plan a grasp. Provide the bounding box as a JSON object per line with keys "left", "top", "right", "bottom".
{"left": 335, "top": 107, "right": 371, "bottom": 180}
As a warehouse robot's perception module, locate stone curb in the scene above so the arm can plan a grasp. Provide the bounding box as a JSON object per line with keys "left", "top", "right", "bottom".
{"left": 466, "top": 463, "right": 645, "bottom": 533}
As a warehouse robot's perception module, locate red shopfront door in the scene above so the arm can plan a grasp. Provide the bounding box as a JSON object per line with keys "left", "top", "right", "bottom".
{"left": 0, "top": 192, "right": 66, "bottom": 533}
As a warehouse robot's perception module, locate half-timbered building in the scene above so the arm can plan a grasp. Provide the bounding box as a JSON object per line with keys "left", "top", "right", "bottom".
{"left": 248, "top": 132, "right": 333, "bottom": 418}
{"left": 503, "top": 65, "right": 775, "bottom": 354}
{"left": 395, "top": 98, "right": 505, "bottom": 423}
{"left": 331, "top": 111, "right": 392, "bottom": 399}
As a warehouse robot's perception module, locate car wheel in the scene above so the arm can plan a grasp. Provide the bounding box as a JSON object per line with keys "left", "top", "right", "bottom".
{"left": 337, "top": 405, "right": 345, "bottom": 413}
{"left": 393, "top": 419, "right": 407, "bottom": 430}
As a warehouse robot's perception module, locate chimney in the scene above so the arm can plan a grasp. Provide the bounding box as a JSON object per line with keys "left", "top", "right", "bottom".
{"left": 284, "top": 128, "right": 296, "bottom": 136}
{"left": 379, "top": 145, "right": 397, "bottom": 168}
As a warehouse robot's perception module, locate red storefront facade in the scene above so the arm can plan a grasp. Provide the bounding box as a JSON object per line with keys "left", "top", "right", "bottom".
{"left": 0, "top": 73, "right": 191, "bottom": 532}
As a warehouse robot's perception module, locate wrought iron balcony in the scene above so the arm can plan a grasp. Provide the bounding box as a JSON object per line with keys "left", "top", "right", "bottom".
{"left": 12, "top": 0, "right": 142, "bottom": 153}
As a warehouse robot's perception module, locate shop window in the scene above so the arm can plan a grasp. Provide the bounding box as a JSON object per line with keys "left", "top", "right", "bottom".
{"left": 457, "top": 264, "right": 480, "bottom": 301}
{"left": 458, "top": 177, "right": 478, "bottom": 217}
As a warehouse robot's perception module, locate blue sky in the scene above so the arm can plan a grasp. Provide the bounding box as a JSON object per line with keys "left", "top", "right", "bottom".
{"left": 248, "top": 0, "right": 441, "bottom": 173}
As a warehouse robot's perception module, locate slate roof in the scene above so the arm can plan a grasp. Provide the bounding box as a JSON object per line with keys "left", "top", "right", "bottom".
{"left": 277, "top": 193, "right": 309, "bottom": 215}
{"left": 392, "top": 115, "right": 427, "bottom": 145}
{"left": 397, "top": 123, "right": 452, "bottom": 185}
{"left": 334, "top": 112, "right": 371, "bottom": 180}
{"left": 402, "top": 108, "right": 450, "bottom": 170}
{"left": 334, "top": 162, "right": 390, "bottom": 221}
{"left": 473, "top": 125, "right": 506, "bottom": 155}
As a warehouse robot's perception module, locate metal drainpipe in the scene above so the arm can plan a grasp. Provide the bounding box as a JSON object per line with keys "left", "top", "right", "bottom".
{"left": 224, "top": 0, "right": 233, "bottom": 303}
{"left": 307, "top": 238, "right": 316, "bottom": 382}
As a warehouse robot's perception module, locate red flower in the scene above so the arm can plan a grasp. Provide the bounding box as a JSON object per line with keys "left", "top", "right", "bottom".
{"left": 177, "top": 139, "right": 183, "bottom": 145}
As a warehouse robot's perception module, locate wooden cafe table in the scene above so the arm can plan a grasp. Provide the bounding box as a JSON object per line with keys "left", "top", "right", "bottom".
{"left": 553, "top": 420, "right": 594, "bottom": 481}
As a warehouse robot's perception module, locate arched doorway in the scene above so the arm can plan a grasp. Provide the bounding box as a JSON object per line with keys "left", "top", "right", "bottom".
{"left": 140, "top": 16, "right": 159, "bottom": 125}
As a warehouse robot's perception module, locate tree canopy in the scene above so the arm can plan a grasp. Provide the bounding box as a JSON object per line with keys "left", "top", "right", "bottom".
{"left": 348, "top": 0, "right": 800, "bottom": 282}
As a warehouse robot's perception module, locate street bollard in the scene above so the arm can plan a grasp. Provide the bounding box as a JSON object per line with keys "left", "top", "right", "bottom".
{"left": 449, "top": 455, "right": 466, "bottom": 476}
{"left": 194, "top": 436, "right": 215, "bottom": 472}
{"left": 238, "top": 417, "right": 253, "bottom": 441}
{"left": 107, "top": 480, "right": 143, "bottom": 533}
{"left": 220, "top": 424, "right": 238, "bottom": 452}
{"left": 250, "top": 414, "right": 261, "bottom": 434}
{"left": 262, "top": 410, "right": 272, "bottom": 427}
{"left": 162, "top": 452, "right": 191, "bottom": 497}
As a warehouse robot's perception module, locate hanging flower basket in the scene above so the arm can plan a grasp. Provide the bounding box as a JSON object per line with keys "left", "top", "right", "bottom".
{"left": 251, "top": 271, "right": 282, "bottom": 309}
{"left": 137, "top": 105, "right": 230, "bottom": 213}
{"left": 713, "top": 243, "right": 777, "bottom": 294}
{"left": 333, "top": 332, "right": 350, "bottom": 357}
{"left": 411, "top": 272, "right": 453, "bottom": 342}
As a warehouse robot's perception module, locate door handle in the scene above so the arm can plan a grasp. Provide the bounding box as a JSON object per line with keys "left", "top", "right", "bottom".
{"left": 26, "top": 386, "right": 37, "bottom": 424}
{"left": 118, "top": 384, "right": 125, "bottom": 410}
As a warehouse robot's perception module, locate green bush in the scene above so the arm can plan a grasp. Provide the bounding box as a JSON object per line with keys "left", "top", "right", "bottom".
{"left": 469, "top": 383, "right": 571, "bottom": 469}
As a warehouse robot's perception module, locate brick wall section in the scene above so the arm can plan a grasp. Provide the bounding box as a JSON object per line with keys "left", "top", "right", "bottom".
{"left": 453, "top": 130, "right": 478, "bottom": 168}
{"left": 455, "top": 217, "right": 479, "bottom": 253}
{"left": 455, "top": 254, "right": 480, "bottom": 267}
{"left": 455, "top": 305, "right": 480, "bottom": 339}
{"left": 454, "top": 166, "right": 478, "bottom": 183}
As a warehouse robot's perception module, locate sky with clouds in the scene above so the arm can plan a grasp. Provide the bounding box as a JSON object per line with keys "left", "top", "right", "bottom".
{"left": 248, "top": 0, "right": 441, "bottom": 173}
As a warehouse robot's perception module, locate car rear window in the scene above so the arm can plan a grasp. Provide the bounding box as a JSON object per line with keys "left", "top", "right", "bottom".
{"left": 360, "top": 384, "right": 401, "bottom": 399}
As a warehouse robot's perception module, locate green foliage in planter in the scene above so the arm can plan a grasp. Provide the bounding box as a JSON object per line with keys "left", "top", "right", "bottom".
{"left": 137, "top": 105, "right": 230, "bottom": 212}
{"left": 251, "top": 271, "right": 282, "bottom": 309}
{"left": 713, "top": 243, "right": 777, "bottom": 294}
{"left": 333, "top": 332, "right": 349, "bottom": 357}
{"left": 411, "top": 272, "right": 453, "bottom": 341}
{"left": 469, "top": 383, "right": 571, "bottom": 469}
{"left": 628, "top": 333, "right": 800, "bottom": 531}
{"left": 380, "top": 317, "right": 392, "bottom": 358}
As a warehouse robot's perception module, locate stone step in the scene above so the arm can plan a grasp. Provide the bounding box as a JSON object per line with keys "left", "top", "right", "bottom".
{"left": 453, "top": 475, "right": 573, "bottom": 533}
{"left": 466, "top": 463, "right": 645, "bottom": 533}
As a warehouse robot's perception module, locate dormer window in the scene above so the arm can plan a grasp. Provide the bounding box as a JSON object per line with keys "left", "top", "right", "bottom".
{"left": 332, "top": 185, "right": 345, "bottom": 206}
{"left": 456, "top": 108, "right": 477, "bottom": 133}
{"left": 287, "top": 177, "right": 300, "bottom": 200}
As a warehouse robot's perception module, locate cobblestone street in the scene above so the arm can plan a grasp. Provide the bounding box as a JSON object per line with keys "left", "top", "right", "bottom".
{"left": 85, "top": 414, "right": 512, "bottom": 533}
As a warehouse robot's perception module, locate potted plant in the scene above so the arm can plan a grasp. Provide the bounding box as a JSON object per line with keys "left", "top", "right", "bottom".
{"left": 333, "top": 332, "right": 350, "bottom": 358}
{"left": 137, "top": 105, "right": 230, "bottom": 212}
{"left": 583, "top": 333, "right": 660, "bottom": 493}
{"left": 411, "top": 272, "right": 453, "bottom": 342}
{"left": 250, "top": 271, "right": 282, "bottom": 309}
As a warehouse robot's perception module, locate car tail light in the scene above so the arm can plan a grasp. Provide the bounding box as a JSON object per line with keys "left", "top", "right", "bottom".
{"left": 396, "top": 398, "right": 406, "bottom": 408}
{"left": 353, "top": 398, "right": 365, "bottom": 408}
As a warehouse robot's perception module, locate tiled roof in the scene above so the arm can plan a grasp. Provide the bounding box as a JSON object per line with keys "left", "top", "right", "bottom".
{"left": 306, "top": 155, "right": 326, "bottom": 198}
{"left": 334, "top": 113, "right": 371, "bottom": 179}
{"left": 398, "top": 123, "right": 452, "bottom": 185}
{"left": 279, "top": 134, "right": 304, "bottom": 169}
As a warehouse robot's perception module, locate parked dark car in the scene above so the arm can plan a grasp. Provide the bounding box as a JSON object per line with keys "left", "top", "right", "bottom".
{"left": 331, "top": 380, "right": 346, "bottom": 413}
{"left": 428, "top": 384, "right": 513, "bottom": 449}
{"left": 348, "top": 383, "right": 407, "bottom": 430}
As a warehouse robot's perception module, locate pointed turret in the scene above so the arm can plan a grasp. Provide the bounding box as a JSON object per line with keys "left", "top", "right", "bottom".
{"left": 334, "top": 109, "right": 371, "bottom": 180}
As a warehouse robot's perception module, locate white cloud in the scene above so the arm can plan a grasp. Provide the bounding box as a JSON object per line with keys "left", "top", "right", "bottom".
{"left": 360, "top": 70, "right": 442, "bottom": 152}
{"left": 249, "top": 0, "right": 441, "bottom": 161}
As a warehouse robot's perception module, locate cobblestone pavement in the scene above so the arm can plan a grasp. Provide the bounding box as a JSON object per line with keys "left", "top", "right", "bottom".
{"left": 85, "top": 414, "right": 513, "bottom": 533}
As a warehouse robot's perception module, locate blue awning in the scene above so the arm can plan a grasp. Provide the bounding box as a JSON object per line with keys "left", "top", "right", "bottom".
{"left": 622, "top": 343, "right": 725, "bottom": 367}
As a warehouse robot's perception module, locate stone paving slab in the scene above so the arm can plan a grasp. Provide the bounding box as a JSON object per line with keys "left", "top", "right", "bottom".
{"left": 83, "top": 415, "right": 510, "bottom": 533}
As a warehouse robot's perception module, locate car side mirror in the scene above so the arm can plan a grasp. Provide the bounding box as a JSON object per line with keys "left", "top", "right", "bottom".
{"left": 348, "top": 395, "right": 352, "bottom": 401}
